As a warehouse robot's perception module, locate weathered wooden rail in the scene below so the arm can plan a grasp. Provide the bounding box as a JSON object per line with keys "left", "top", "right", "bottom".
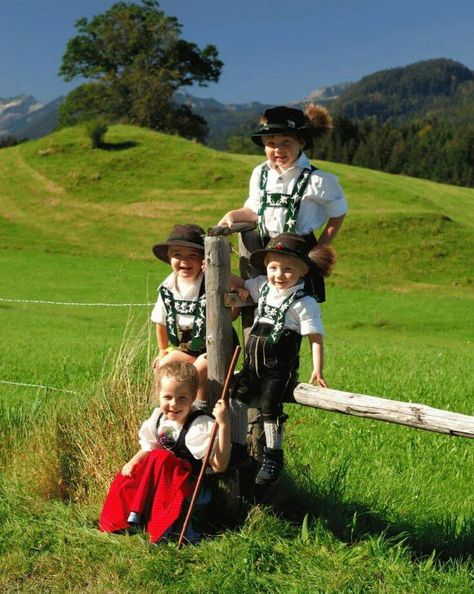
{"left": 294, "top": 384, "right": 474, "bottom": 439}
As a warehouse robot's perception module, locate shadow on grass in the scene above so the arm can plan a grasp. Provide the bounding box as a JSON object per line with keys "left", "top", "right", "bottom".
{"left": 270, "top": 460, "right": 474, "bottom": 563}
{"left": 100, "top": 141, "right": 139, "bottom": 151}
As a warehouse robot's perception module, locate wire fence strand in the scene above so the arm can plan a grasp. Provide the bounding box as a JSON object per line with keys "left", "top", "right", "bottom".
{"left": 0, "top": 380, "right": 79, "bottom": 395}
{"left": 0, "top": 297, "right": 152, "bottom": 307}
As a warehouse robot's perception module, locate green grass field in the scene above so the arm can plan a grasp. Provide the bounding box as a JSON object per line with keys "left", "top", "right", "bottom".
{"left": 0, "top": 125, "right": 473, "bottom": 592}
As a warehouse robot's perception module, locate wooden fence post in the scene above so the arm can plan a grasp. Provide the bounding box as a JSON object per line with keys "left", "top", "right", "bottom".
{"left": 204, "top": 234, "right": 233, "bottom": 409}
{"left": 204, "top": 233, "right": 241, "bottom": 518}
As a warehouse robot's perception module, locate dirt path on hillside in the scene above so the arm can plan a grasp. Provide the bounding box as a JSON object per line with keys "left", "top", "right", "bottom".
{"left": 0, "top": 147, "right": 168, "bottom": 256}
{"left": 14, "top": 148, "right": 66, "bottom": 197}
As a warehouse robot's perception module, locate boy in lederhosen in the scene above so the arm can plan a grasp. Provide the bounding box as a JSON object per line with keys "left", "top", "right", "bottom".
{"left": 151, "top": 224, "right": 208, "bottom": 407}
{"left": 218, "top": 104, "right": 346, "bottom": 303}
{"left": 230, "top": 233, "right": 335, "bottom": 486}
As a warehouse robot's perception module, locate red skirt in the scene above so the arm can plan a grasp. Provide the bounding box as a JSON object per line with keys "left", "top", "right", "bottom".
{"left": 99, "top": 449, "right": 194, "bottom": 543}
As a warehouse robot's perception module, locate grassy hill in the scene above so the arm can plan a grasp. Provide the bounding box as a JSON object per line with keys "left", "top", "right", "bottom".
{"left": 1, "top": 124, "right": 473, "bottom": 289}
{"left": 1, "top": 125, "right": 473, "bottom": 592}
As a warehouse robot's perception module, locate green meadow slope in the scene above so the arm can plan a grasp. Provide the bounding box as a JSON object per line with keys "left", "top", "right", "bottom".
{"left": 1, "top": 123, "right": 472, "bottom": 293}
{"left": 0, "top": 125, "right": 473, "bottom": 592}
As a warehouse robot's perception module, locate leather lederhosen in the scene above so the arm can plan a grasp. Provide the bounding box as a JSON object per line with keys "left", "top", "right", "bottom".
{"left": 179, "top": 329, "right": 207, "bottom": 357}
{"left": 160, "top": 278, "right": 206, "bottom": 356}
{"left": 233, "top": 322, "right": 302, "bottom": 422}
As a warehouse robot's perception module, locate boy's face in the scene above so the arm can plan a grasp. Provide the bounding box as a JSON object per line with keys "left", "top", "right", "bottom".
{"left": 262, "top": 134, "right": 304, "bottom": 171}
{"left": 168, "top": 246, "right": 203, "bottom": 281}
{"left": 159, "top": 375, "right": 195, "bottom": 424}
{"left": 265, "top": 252, "right": 309, "bottom": 291}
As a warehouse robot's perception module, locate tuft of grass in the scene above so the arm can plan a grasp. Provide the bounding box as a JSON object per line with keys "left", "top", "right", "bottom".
{"left": 4, "top": 319, "right": 153, "bottom": 505}
{"left": 85, "top": 118, "right": 109, "bottom": 149}
{"left": 54, "top": 320, "right": 154, "bottom": 502}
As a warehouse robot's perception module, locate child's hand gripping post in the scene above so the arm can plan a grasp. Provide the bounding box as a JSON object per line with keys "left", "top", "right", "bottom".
{"left": 177, "top": 345, "right": 241, "bottom": 549}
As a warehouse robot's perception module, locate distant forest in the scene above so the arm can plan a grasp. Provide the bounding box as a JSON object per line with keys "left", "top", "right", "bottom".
{"left": 313, "top": 115, "right": 474, "bottom": 187}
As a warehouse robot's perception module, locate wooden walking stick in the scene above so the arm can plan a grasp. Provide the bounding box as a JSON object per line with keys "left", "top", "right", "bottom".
{"left": 177, "top": 344, "right": 241, "bottom": 549}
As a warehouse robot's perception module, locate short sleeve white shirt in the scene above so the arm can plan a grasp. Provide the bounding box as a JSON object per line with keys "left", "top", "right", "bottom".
{"left": 150, "top": 272, "right": 204, "bottom": 329}
{"left": 244, "top": 152, "right": 347, "bottom": 237}
{"left": 244, "top": 276, "right": 324, "bottom": 336}
{"left": 138, "top": 407, "right": 216, "bottom": 460}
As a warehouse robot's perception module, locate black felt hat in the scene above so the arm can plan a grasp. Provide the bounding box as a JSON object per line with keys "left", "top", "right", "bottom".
{"left": 251, "top": 106, "right": 308, "bottom": 146}
{"left": 251, "top": 104, "right": 332, "bottom": 149}
{"left": 250, "top": 233, "right": 312, "bottom": 269}
{"left": 250, "top": 233, "right": 336, "bottom": 277}
{"left": 152, "top": 224, "right": 205, "bottom": 263}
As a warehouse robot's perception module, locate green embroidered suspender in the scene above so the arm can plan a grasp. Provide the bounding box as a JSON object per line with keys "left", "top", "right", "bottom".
{"left": 160, "top": 280, "right": 206, "bottom": 352}
{"left": 257, "top": 164, "right": 317, "bottom": 243}
{"left": 252, "top": 281, "right": 306, "bottom": 344}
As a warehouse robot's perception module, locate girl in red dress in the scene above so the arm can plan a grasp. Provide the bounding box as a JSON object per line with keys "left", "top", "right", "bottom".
{"left": 99, "top": 361, "right": 230, "bottom": 544}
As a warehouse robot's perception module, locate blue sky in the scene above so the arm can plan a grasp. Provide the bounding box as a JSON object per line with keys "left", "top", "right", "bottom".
{"left": 1, "top": 0, "right": 473, "bottom": 105}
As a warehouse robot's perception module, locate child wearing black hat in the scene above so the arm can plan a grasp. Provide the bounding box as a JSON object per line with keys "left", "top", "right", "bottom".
{"left": 218, "top": 104, "right": 347, "bottom": 302}
{"left": 151, "top": 224, "right": 208, "bottom": 407}
{"left": 230, "top": 232, "right": 335, "bottom": 486}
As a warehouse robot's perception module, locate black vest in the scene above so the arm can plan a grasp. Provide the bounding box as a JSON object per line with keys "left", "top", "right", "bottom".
{"left": 156, "top": 409, "right": 209, "bottom": 475}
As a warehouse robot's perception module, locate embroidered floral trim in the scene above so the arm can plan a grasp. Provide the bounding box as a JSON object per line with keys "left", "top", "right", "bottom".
{"left": 160, "top": 285, "right": 206, "bottom": 351}
{"left": 252, "top": 282, "right": 306, "bottom": 344}
{"left": 257, "top": 165, "right": 316, "bottom": 243}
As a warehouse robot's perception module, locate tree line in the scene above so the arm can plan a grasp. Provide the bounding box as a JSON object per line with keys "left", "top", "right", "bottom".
{"left": 313, "top": 115, "right": 474, "bottom": 188}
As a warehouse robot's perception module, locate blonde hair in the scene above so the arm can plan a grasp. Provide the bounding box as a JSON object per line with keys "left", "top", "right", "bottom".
{"left": 155, "top": 361, "right": 199, "bottom": 397}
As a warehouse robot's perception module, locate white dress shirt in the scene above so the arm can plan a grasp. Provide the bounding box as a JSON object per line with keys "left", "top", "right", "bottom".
{"left": 150, "top": 272, "right": 204, "bottom": 330}
{"left": 245, "top": 276, "right": 325, "bottom": 336}
{"left": 138, "top": 407, "right": 216, "bottom": 459}
{"left": 244, "top": 152, "right": 347, "bottom": 237}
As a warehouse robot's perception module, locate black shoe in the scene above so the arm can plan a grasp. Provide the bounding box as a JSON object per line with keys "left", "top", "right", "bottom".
{"left": 255, "top": 447, "right": 283, "bottom": 486}
{"left": 229, "top": 443, "right": 252, "bottom": 468}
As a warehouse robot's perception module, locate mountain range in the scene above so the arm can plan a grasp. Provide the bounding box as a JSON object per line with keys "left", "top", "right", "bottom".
{"left": 1, "top": 58, "right": 473, "bottom": 148}
{"left": 330, "top": 58, "right": 474, "bottom": 124}
{"left": 0, "top": 95, "right": 63, "bottom": 140}
{"left": 174, "top": 82, "right": 352, "bottom": 148}
{"left": 0, "top": 82, "right": 350, "bottom": 147}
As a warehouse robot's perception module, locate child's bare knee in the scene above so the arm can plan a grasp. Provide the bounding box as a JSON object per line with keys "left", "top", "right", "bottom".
{"left": 193, "top": 354, "right": 208, "bottom": 374}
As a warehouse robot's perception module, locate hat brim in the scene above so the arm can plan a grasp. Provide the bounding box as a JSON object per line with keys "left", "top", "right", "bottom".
{"left": 251, "top": 127, "right": 312, "bottom": 149}
{"left": 249, "top": 247, "right": 312, "bottom": 273}
{"left": 152, "top": 240, "right": 204, "bottom": 263}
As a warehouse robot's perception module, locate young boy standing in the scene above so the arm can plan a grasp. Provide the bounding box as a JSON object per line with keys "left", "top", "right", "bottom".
{"left": 230, "top": 233, "right": 334, "bottom": 486}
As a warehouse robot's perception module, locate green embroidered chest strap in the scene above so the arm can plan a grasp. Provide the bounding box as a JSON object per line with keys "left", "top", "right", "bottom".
{"left": 252, "top": 281, "right": 306, "bottom": 344}
{"left": 160, "top": 279, "right": 206, "bottom": 351}
{"left": 257, "top": 164, "right": 317, "bottom": 242}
